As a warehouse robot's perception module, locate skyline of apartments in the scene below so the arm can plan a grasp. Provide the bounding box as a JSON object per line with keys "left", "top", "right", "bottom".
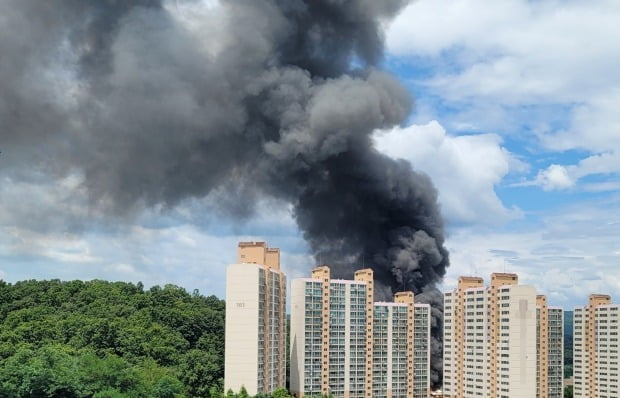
{"left": 289, "top": 266, "right": 431, "bottom": 398}
{"left": 225, "top": 242, "right": 287, "bottom": 396}
{"left": 443, "top": 273, "right": 564, "bottom": 398}
{"left": 573, "top": 294, "right": 619, "bottom": 398}
{"left": 221, "top": 241, "right": 613, "bottom": 397}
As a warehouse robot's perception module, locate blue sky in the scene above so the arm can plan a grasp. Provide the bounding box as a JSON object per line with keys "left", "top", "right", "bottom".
{"left": 1, "top": 0, "right": 619, "bottom": 310}
{"left": 378, "top": 0, "right": 620, "bottom": 307}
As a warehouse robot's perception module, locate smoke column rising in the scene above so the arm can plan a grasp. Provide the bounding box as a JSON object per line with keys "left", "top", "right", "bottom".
{"left": 0, "top": 0, "right": 448, "bottom": 386}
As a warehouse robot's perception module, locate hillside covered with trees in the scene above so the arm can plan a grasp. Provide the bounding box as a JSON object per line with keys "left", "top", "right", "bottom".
{"left": 0, "top": 279, "right": 226, "bottom": 397}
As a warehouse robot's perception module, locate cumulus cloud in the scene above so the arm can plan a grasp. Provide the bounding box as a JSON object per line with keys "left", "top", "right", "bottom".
{"left": 387, "top": 0, "right": 620, "bottom": 103}
{"left": 524, "top": 151, "right": 620, "bottom": 191}
{"left": 406, "top": 0, "right": 620, "bottom": 298}
{"left": 374, "top": 121, "right": 524, "bottom": 225}
{"left": 0, "top": 168, "right": 307, "bottom": 297}
{"left": 0, "top": 208, "right": 308, "bottom": 298}
{"left": 534, "top": 164, "right": 574, "bottom": 191}
{"left": 540, "top": 92, "right": 620, "bottom": 188}
{"left": 1, "top": 227, "right": 97, "bottom": 264}
{"left": 386, "top": 0, "right": 620, "bottom": 190}
{"left": 444, "top": 195, "right": 620, "bottom": 307}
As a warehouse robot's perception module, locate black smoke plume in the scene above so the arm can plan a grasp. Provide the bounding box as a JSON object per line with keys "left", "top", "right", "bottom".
{"left": 0, "top": 0, "right": 447, "bottom": 386}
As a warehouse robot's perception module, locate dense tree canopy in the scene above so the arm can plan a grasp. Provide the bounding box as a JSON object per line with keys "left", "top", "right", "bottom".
{"left": 0, "top": 279, "right": 225, "bottom": 397}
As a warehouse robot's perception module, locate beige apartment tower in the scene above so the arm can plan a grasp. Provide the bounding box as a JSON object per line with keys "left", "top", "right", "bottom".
{"left": 536, "top": 295, "right": 564, "bottom": 398}
{"left": 225, "top": 242, "right": 286, "bottom": 395}
{"left": 290, "top": 266, "right": 431, "bottom": 398}
{"left": 573, "top": 294, "right": 619, "bottom": 398}
{"left": 443, "top": 273, "right": 543, "bottom": 398}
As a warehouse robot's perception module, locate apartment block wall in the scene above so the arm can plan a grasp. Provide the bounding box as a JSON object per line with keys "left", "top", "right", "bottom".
{"left": 574, "top": 307, "right": 587, "bottom": 397}
{"left": 225, "top": 264, "right": 262, "bottom": 394}
{"left": 290, "top": 267, "right": 431, "bottom": 398}
{"left": 573, "top": 295, "right": 619, "bottom": 398}
{"left": 536, "top": 296, "right": 563, "bottom": 398}
{"left": 413, "top": 304, "right": 431, "bottom": 398}
{"left": 354, "top": 269, "right": 374, "bottom": 398}
{"left": 501, "top": 284, "right": 537, "bottom": 398}
{"left": 442, "top": 289, "right": 455, "bottom": 397}
{"left": 442, "top": 276, "right": 485, "bottom": 398}
{"left": 290, "top": 276, "right": 369, "bottom": 397}
{"left": 594, "top": 304, "right": 620, "bottom": 397}
{"left": 372, "top": 303, "right": 410, "bottom": 398}
{"left": 225, "top": 242, "right": 286, "bottom": 395}
{"left": 546, "top": 307, "right": 564, "bottom": 398}
{"left": 443, "top": 274, "right": 538, "bottom": 398}
{"left": 537, "top": 296, "right": 549, "bottom": 398}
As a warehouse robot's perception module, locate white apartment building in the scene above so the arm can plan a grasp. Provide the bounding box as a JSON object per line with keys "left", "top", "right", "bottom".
{"left": 225, "top": 242, "right": 286, "bottom": 395}
{"left": 573, "top": 294, "right": 619, "bottom": 398}
{"left": 290, "top": 266, "right": 431, "bottom": 398}
{"left": 443, "top": 273, "right": 540, "bottom": 398}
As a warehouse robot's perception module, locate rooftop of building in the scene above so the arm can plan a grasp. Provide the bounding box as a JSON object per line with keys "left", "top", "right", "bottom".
{"left": 374, "top": 301, "right": 409, "bottom": 307}
{"left": 237, "top": 241, "right": 267, "bottom": 247}
{"left": 236, "top": 240, "right": 281, "bottom": 270}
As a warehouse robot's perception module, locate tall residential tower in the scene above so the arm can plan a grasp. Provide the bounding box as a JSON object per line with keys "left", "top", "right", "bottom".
{"left": 225, "top": 242, "right": 286, "bottom": 395}
{"left": 573, "top": 294, "right": 619, "bottom": 398}
{"left": 443, "top": 273, "right": 561, "bottom": 398}
{"left": 536, "top": 295, "right": 564, "bottom": 398}
{"left": 290, "top": 266, "right": 431, "bottom": 398}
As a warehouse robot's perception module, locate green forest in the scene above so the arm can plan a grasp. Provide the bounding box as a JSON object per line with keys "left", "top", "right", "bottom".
{"left": 0, "top": 279, "right": 228, "bottom": 397}
{"left": 0, "top": 279, "right": 575, "bottom": 397}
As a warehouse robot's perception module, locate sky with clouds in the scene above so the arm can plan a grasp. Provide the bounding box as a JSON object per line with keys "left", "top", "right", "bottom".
{"left": 1, "top": 0, "right": 619, "bottom": 310}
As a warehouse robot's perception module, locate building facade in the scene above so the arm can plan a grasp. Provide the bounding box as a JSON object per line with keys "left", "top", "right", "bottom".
{"left": 413, "top": 304, "right": 432, "bottom": 398}
{"left": 443, "top": 273, "right": 539, "bottom": 398}
{"left": 536, "top": 295, "right": 564, "bottom": 398}
{"left": 573, "top": 294, "right": 619, "bottom": 398}
{"left": 290, "top": 266, "right": 431, "bottom": 398}
{"left": 224, "top": 242, "right": 286, "bottom": 395}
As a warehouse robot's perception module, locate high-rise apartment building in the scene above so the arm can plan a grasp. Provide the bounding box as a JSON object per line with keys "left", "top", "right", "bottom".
{"left": 290, "top": 266, "right": 431, "bottom": 398}
{"left": 374, "top": 293, "right": 432, "bottom": 398}
{"left": 536, "top": 295, "right": 564, "bottom": 398}
{"left": 413, "top": 303, "right": 432, "bottom": 398}
{"left": 443, "top": 273, "right": 540, "bottom": 398}
{"left": 225, "top": 242, "right": 286, "bottom": 395}
{"left": 573, "top": 294, "right": 619, "bottom": 398}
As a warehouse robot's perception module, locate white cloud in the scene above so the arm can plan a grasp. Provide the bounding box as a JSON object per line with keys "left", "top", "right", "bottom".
{"left": 537, "top": 91, "right": 620, "bottom": 188}
{"left": 374, "top": 120, "right": 523, "bottom": 225}
{"left": 0, "top": 172, "right": 307, "bottom": 298}
{"left": 388, "top": 0, "right": 620, "bottom": 103}
{"left": 104, "top": 263, "right": 141, "bottom": 278}
{"left": 521, "top": 151, "right": 620, "bottom": 191}
{"left": 546, "top": 91, "right": 620, "bottom": 153}
{"left": 582, "top": 181, "right": 620, "bottom": 193}
{"left": 387, "top": 0, "right": 620, "bottom": 188}
{"left": 444, "top": 195, "right": 620, "bottom": 308}
{"left": 534, "top": 164, "right": 574, "bottom": 191}
{"left": 1, "top": 0, "right": 617, "bottom": 310}
{"left": 1, "top": 226, "right": 99, "bottom": 264}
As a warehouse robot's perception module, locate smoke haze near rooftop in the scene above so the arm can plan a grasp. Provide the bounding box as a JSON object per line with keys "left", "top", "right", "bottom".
{"left": 0, "top": 0, "right": 447, "bottom": 385}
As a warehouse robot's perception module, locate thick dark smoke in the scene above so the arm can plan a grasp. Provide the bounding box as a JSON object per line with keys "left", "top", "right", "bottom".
{"left": 0, "top": 0, "right": 447, "bottom": 387}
